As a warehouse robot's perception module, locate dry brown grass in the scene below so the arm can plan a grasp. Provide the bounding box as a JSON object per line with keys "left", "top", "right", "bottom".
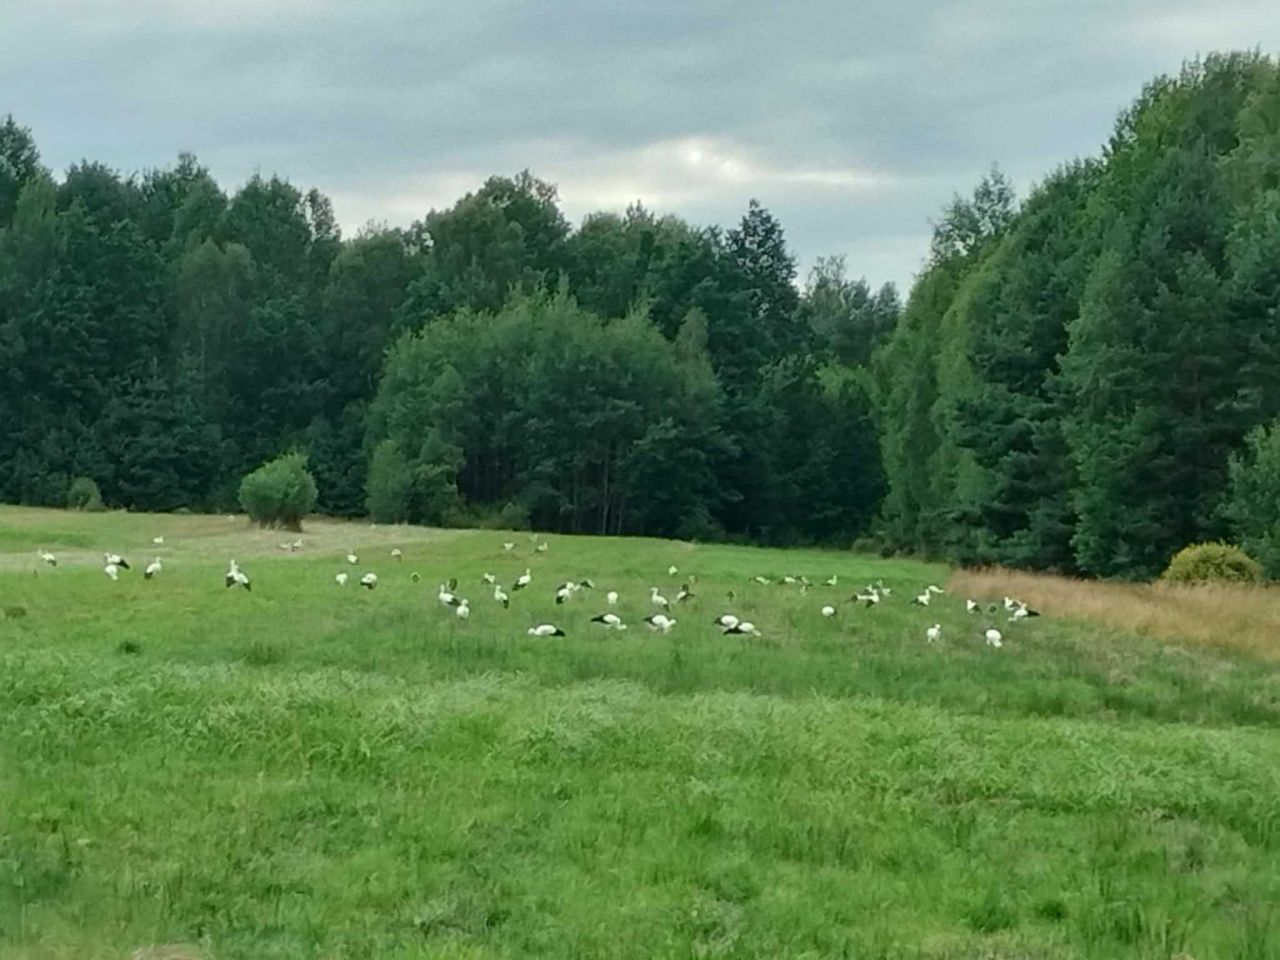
{"left": 949, "top": 566, "right": 1280, "bottom": 661}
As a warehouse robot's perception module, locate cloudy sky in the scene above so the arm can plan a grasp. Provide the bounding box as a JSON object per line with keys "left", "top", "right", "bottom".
{"left": 3, "top": 1, "right": 1279, "bottom": 290}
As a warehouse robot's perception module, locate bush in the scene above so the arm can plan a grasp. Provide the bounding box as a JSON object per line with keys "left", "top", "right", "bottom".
{"left": 67, "top": 476, "right": 105, "bottom": 512}
{"left": 238, "top": 452, "right": 318, "bottom": 530}
{"left": 1161, "top": 542, "right": 1262, "bottom": 585}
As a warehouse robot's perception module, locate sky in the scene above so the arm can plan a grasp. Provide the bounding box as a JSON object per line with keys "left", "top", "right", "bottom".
{"left": 3, "top": 1, "right": 1280, "bottom": 291}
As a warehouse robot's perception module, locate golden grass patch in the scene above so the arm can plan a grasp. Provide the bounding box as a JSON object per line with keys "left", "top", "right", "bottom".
{"left": 949, "top": 567, "right": 1280, "bottom": 661}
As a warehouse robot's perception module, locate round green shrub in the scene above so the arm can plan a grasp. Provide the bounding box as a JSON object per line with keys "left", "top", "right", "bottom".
{"left": 1161, "top": 542, "right": 1262, "bottom": 584}
{"left": 238, "top": 452, "right": 318, "bottom": 530}
{"left": 67, "top": 476, "right": 105, "bottom": 512}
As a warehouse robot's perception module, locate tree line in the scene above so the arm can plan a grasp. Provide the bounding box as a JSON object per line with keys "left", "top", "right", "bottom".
{"left": 0, "top": 127, "right": 892, "bottom": 545}
{"left": 874, "top": 52, "right": 1280, "bottom": 579}
{"left": 4, "top": 50, "right": 1280, "bottom": 577}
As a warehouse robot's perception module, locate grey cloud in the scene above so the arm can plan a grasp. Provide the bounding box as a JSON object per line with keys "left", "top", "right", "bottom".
{"left": 2, "top": 1, "right": 1279, "bottom": 290}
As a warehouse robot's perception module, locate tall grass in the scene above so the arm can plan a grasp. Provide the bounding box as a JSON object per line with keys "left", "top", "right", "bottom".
{"left": 950, "top": 566, "right": 1280, "bottom": 661}
{"left": 2, "top": 506, "right": 1278, "bottom": 958}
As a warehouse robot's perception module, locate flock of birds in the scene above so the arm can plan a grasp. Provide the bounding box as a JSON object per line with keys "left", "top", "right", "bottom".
{"left": 37, "top": 534, "right": 1043, "bottom": 649}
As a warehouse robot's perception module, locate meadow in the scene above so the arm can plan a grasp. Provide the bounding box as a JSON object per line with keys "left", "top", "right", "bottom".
{"left": 1, "top": 506, "right": 1278, "bottom": 959}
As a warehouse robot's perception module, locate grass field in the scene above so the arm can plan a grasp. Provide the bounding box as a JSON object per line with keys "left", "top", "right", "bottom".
{"left": 1, "top": 506, "right": 1278, "bottom": 959}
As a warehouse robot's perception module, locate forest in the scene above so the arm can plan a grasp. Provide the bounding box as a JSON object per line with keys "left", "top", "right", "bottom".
{"left": 3, "top": 51, "right": 1280, "bottom": 579}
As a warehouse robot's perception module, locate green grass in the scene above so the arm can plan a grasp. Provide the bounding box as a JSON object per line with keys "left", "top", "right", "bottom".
{"left": 1, "top": 506, "right": 1277, "bottom": 959}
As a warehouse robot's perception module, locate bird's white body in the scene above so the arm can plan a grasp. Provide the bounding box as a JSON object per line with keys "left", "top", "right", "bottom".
{"left": 360, "top": 572, "right": 378, "bottom": 590}
{"left": 913, "top": 591, "right": 931, "bottom": 606}
{"left": 606, "top": 590, "right": 618, "bottom": 606}
{"left": 644, "top": 613, "right": 676, "bottom": 634}
{"left": 724, "top": 621, "right": 760, "bottom": 636}
{"left": 346, "top": 553, "right": 358, "bottom": 565}
{"left": 335, "top": 572, "right": 349, "bottom": 586}
{"left": 391, "top": 548, "right": 403, "bottom": 561}
{"left": 714, "top": 613, "right": 740, "bottom": 630}
{"left": 438, "top": 584, "right": 459, "bottom": 607}
{"left": 535, "top": 542, "right": 548, "bottom": 553}
{"left": 668, "top": 565, "right": 678, "bottom": 577}
{"left": 926, "top": 624, "right": 942, "bottom": 643}
{"left": 927, "top": 585, "right": 944, "bottom": 595}
{"left": 503, "top": 542, "right": 515, "bottom": 552}
{"left": 966, "top": 599, "right": 978, "bottom": 613}
{"left": 675, "top": 585, "right": 694, "bottom": 604}
{"left": 103, "top": 562, "right": 119, "bottom": 581}
{"left": 821, "top": 605, "right": 836, "bottom": 618}
{"left": 456, "top": 599, "right": 470, "bottom": 620}
{"left": 823, "top": 574, "right": 838, "bottom": 586}
{"left": 152, "top": 536, "right": 164, "bottom": 545}
{"left": 144, "top": 557, "right": 162, "bottom": 579}
{"left": 650, "top": 587, "right": 669, "bottom": 610}
{"left": 528, "top": 624, "right": 564, "bottom": 637}
{"left": 226, "top": 559, "right": 250, "bottom": 591}
{"left": 513, "top": 569, "right": 532, "bottom": 591}
{"left": 592, "top": 613, "right": 625, "bottom": 630}
{"left": 482, "top": 573, "right": 496, "bottom": 585}
{"left": 985, "top": 628, "right": 1003, "bottom": 648}
{"left": 39, "top": 550, "right": 56, "bottom": 567}
{"left": 751, "top": 576, "right": 770, "bottom": 585}
{"left": 104, "top": 552, "right": 129, "bottom": 569}
{"left": 493, "top": 584, "right": 509, "bottom": 608}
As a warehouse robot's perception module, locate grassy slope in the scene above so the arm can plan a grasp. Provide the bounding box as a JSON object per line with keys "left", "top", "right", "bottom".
{"left": 0, "top": 507, "right": 1277, "bottom": 959}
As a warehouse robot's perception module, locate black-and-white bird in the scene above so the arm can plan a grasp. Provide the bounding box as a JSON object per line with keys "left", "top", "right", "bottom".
{"left": 437, "top": 583, "right": 460, "bottom": 607}
{"left": 226, "top": 559, "right": 251, "bottom": 591}
{"left": 643, "top": 613, "right": 676, "bottom": 634}
{"left": 152, "top": 536, "right": 164, "bottom": 546}
{"left": 528, "top": 623, "right": 565, "bottom": 637}
{"left": 823, "top": 574, "right": 838, "bottom": 587}
{"left": 503, "top": 542, "right": 515, "bottom": 553}
{"left": 104, "top": 552, "right": 130, "bottom": 570}
{"left": 335, "top": 572, "right": 349, "bottom": 586}
{"left": 606, "top": 590, "right": 619, "bottom": 606}
{"left": 481, "top": 573, "right": 497, "bottom": 585}
{"left": 493, "top": 584, "right": 510, "bottom": 608}
{"left": 346, "top": 551, "right": 359, "bottom": 565}
{"left": 854, "top": 589, "right": 881, "bottom": 607}
{"left": 926, "top": 623, "right": 942, "bottom": 643}
{"left": 103, "top": 560, "right": 120, "bottom": 581}
{"left": 926, "top": 585, "right": 945, "bottom": 595}
{"left": 723, "top": 621, "right": 760, "bottom": 636}
{"left": 144, "top": 557, "right": 162, "bottom": 579}
{"left": 911, "top": 590, "right": 932, "bottom": 607}
{"left": 455, "top": 598, "right": 470, "bottom": 620}
{"left": 590, "top": 613, "right": 626, "bottom": 631}
{"left": 391, "top": 548, "right": 403, "bottom": 562}
{"left": 360, "top": 572, "right": 378, "bottom": 590}
{"left": 751, "top": 576, "right": 771, "bottom": 586}
{"left": 966, "top": 599, "right": 978, "bottom": 614}
{"left": 555, "top": 584, "right": 574, "bottom": 605}
{"left": 713, "top": 613, "right": 740, "bottom": 630}
{"left": 513, "top": 569, "right": 532, "bottom": 591}
{"left": 984, "top": 627, "right": 1004, "bottom": 648}
{"left": 38, "top": 550, "right": 56, "bottom": 567}
{"left": 1009, "top": 602, "right": 1041, "bottom": 622}
{"left": 650, "top": 587, "right": 670, "bottom": 610}
{"left": 675, "top": 584, "right": 695, "bottom": 604}
{"left": 667, "top": 565, "right": 679, "bottom": 577}
{"left": 535, "top": 541, "right": 549, "bottom": 554}
{"left": 821, "top": 604, "right": 836, "bottom": 618}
